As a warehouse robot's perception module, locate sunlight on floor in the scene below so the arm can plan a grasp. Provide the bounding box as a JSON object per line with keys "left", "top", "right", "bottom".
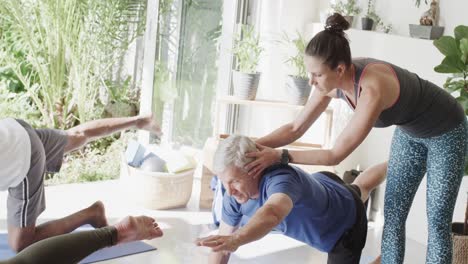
{"left": 0, "top": 179, "right": 426, "bottom": 263}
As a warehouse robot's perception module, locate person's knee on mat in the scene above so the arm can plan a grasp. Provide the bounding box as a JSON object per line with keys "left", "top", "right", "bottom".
{"left": 8, "top": 226, "right": 36, "bottom": 252}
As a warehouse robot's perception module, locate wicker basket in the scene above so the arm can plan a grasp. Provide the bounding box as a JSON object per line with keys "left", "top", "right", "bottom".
{"left": 120, "top": 155, "right": 194, "bottom": 210}
{"left": 452, "top": 224, "right": 468, "bottom": 264}
{"left": 451, "top": 195, "right": 468, "bottom": 264}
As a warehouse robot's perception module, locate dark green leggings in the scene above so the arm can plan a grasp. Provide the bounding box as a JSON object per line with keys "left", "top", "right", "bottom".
{"left": 0, "top": 226, "right": 117, "bottom": 264}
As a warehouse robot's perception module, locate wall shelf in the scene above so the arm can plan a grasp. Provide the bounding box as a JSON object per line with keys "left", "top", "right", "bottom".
{"left": 214, "top": 95, "right": 333, "bottom": 149}
{"left": 218, "top": 96, "right": 304, "bottom": 111}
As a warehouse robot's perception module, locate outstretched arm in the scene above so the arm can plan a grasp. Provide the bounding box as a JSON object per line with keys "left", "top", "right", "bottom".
{"left": 64, "top": 113, "right": 161, "bottom": 153}
{"left": 196, "top": 193, "right": 293, "bottom": 257}
{"left": 234, "top": 193, "right": 293, "bottom": 244}
{"left": 245, "top": 85, "right": 385, "bottom": 176}
{"left": 256, "top": 89, "right": 331, "bottom": 148}
{"left": 288, "top": 85, "right": 385, "bottom": 165}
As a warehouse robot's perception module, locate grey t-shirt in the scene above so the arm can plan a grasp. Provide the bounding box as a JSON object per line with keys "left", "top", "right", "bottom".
{"left": 337, "top": 58, "right": 465, "bottom": 138}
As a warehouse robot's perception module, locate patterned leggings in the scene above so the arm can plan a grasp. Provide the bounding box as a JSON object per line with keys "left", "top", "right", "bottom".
{"left": 381, "top": 120, "right": 468, "bottom": 264}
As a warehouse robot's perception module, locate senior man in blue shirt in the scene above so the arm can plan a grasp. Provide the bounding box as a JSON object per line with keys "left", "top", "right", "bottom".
{"left": 196, "top": 135, "right": 387, "bottom": 264}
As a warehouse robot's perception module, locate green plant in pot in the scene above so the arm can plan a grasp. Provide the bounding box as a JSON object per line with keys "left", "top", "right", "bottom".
{"left": 283, "top": 32, "right": 311, "bottom": 105}
{"left": 433, "top": 25, "right": 468, "bottom": 262}
{"left": 330, "top": 0, "right": 361, "bottom": 26}
{"left": 232, "top": 24, "right": 263, "bottom": 100}
{"left": 409, "top": 0, "right": 444, "bottom": 40}
{"left": 433, "top": 25, "right": 468, "bottom": 117}
{"left": 362, "top": 0, "right": 377, "bottom": 30}
{"left": 414, "top": 0, "right": 428, "bottom": 8}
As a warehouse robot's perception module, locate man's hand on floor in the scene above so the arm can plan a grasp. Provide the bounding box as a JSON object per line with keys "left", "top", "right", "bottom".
{"left": 196, "top": 234, "right": 241, "bottom": 254}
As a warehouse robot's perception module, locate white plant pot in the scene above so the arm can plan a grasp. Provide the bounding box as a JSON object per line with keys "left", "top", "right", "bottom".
{"left": 232, "top": 70, "right": 260, "bottom": 100}
{"left": 409, "top": 24, "right": 444, "bottom": 40}
{"left": 285, "top": 75, "right": 311, "bottom": 105}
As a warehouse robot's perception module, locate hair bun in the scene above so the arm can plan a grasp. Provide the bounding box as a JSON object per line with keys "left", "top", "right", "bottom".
{"left": 325, "top": 13, "right": 350, "bottom": 34}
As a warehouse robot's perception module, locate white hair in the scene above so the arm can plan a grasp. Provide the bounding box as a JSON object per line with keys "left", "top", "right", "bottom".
{"left": 213, "top": 135, "right": 257, "bottom": 174}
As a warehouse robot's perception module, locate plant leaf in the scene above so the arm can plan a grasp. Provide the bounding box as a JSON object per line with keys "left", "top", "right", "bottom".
{"left": 459, "top": 38, "right": 468, "bottom": 64}
{"left": 444, "top": 79, "right": 464, "bottom": 93}
{"left": 434, "top": 36, "right": 460, "bottom": 57}
{"left": 434, "top": 55, "right": 465, "bottom": 73}
{"left": 455, "top": 96, "right": 468, "bottom": 112}
{"left": 414, "top": 0, "right": 428, "bottom": 8}
{"left": 454, "top": 25, "right": 468, "bottom": 43}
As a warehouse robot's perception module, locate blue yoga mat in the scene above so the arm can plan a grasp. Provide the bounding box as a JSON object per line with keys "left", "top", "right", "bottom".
{"left": 360, "top": 255, "right": 376, "bottom": 264}
{"left": 0, "top": 234, "right": 15, "bottom": 260}
{"left": 79, "top": 240, "right": 156, "bottom": 264}
{"left": 0, "top": 231, "right": 156, "bottom": 263}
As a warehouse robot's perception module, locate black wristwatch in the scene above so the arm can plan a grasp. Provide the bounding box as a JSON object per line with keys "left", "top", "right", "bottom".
{"left": 280, "top": 149, "right": 290, "bottom": 165}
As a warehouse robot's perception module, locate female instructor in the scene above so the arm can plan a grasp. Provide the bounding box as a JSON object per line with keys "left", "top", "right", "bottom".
{"left": 245, "top": 13, "right": 467, "bottom": 264}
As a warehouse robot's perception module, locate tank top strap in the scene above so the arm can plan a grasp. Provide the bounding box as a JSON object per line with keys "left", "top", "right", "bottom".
{"left": 352, "top": 61, "right": 366, "bottom": 102}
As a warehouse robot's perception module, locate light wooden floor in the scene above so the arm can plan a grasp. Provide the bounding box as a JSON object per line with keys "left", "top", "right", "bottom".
{"left": 0, "top": 179, "right": 426, "bottom": 263}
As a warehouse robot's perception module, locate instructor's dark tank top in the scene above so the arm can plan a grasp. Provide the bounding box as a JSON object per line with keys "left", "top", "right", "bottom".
{"left": 336, "top": 58, "right": 465, "bottom": 138}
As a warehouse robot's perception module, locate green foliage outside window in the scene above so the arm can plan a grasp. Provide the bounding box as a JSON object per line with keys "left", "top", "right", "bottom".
{"left": 0, "top": 0, "right": 146, "bottom": 129}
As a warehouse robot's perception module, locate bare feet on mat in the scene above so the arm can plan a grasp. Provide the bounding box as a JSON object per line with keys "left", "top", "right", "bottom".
{"left": 115, "top": 216, "right": 163, "bottom": 244}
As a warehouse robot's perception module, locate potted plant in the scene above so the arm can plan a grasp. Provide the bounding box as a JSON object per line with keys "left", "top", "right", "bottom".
{"left": 283, "top": 32, "right": 311, "bottom": 105}
{"left": 231, "top": 24, "right": 263, "bottom": 100}
{"left": 330, "top": 0, "right": 361, "bottom": 26}
{"left": 433, "top": 25, "right": 468, "bottom": 262}
{"left": 409, "top": 0, "right": 444, "bottom": 40}
{"left": 376, "top": 21, "right": 393, "bottom": 34}
{"left": 414, "top": 0, "right": 428, "bottom": 7}
{"left": 433, "top": 25, "right": 468, "bottom": 116}
{"left": 362, "top": 0, "right": 377, "bottom": 30}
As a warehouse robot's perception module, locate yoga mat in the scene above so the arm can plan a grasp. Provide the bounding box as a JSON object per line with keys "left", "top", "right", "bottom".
{"left": 0, "top": 231, "right": 156, "bottom": 263}
{"left": 79, "top": 241, "right": 156, "bottom": 264}
{"left": 360, "top": 255, "right": 376, "bottom": 264}
{"left": 0, "top": 234, "right": 15, "bottom": 260}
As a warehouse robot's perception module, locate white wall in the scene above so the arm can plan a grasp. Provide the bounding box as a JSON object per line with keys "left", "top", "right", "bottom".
{"left": 318, "top": 0, "right": 468, "bottom": 37}
{"left": 237, "top": 0, "right": 324, "bottom": 142}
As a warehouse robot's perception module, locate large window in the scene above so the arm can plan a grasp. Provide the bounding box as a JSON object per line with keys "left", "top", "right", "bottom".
{"left": 152, "top": 0, "right": 223, "bottom": 147}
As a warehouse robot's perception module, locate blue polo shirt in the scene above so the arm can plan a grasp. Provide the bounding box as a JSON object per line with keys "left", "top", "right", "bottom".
{"left": 221, "top": 165, "right": 356, "bottom": 252}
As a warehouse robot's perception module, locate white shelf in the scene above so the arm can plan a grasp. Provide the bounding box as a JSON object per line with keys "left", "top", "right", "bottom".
{"left": 214, "top": 95, "right": 333, "bottom": 149}
{"left": 217, "top": 96, "right": 304, "bottom": 110}
{"left": 217, "top": 95, "right": 333, "bottom": 114}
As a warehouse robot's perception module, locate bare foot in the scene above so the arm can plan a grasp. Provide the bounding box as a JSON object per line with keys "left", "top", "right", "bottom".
{"left": 114, "top": 216, "right": 163, "bottom": 244}
{"left": 136, "top": 113, "right": 162, "bottom": 137}
{"left": 370, "top": 255, "right": 381, "bottom": 264}
{"left": 88, "top": 201, "right": 108, "bottom": 228}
